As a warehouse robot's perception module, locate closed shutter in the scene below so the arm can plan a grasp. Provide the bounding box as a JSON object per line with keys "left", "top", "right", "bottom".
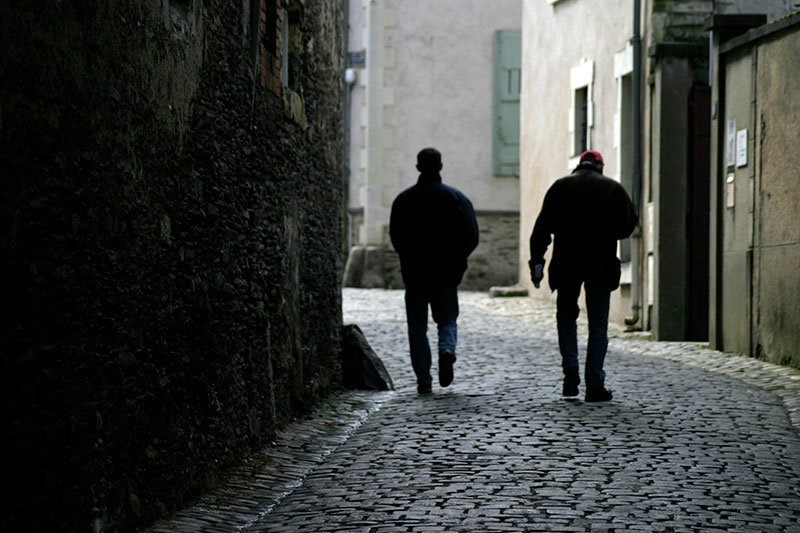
{"left": 493, "top": 29, "right": 521, "bottom": 176}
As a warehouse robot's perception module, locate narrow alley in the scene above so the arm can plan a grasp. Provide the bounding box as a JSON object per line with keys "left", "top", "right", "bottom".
{"left": 147, "top": 289, "right": 800, "bottom": 532}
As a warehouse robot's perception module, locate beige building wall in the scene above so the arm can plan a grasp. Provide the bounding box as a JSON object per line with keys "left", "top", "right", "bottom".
{"left": 520, "top": 0, "right": 792, "bottom": 334}
{"left": 344, "top": 0, "right": 522, "bottom": 289}
{"left": 381, "top": 0, "right": 522, "bottom": 213}
{"left": 520, "top": 0, "right": 634, "bottom": 322}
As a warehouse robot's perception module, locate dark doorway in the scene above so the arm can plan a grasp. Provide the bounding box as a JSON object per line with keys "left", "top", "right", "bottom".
{"left": 686, "top": 84, "right": 711, "bottom": 341}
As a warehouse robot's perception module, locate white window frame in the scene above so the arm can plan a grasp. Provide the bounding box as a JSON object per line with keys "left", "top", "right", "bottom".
{"left": 613, "top": 42, "right": 633, "bottom": 184}
{"left": 614, "top": 43, "right": 634, "bottom": 281}
{"left": 568, "top": 58, "right": 594, "bottom": 169}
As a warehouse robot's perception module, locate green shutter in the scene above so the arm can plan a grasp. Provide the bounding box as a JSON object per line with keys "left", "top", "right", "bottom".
{"left": 493, "top": 29, "right": 521, "bottom": 176}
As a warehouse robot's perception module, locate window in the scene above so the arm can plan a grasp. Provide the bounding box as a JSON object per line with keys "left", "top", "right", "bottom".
{"left": 280, "top": 8, "right": 289, "bottom": 85}
{"left": 614, "top": 44, "right": 634, "bottom": 264}
{"left": 618, "top": 73, "right": 633, "bottom": 262}
{"left": 574, "top": 86, "right": 588, "bottom": 155}
{"left": 262, "top": 1, "right": 278, "bottom": 58}
{"left": 568, "top": 59, "right": 594, "bottom": 165}
{"left": 280, "top": 4, "right": 304, "bottom": 91}
{"left": 253, "top": 0, "right": 281, "bottom": 95}
{"left": 493, "top": 29, "right": 521, "bottom": 177}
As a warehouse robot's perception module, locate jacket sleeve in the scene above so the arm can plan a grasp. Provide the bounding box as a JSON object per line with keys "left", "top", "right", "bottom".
{"left": 529, "top": 185, "right": 556, "bottom": 266}
{"left": 460, "top": 194, "right": 479, "bottom": 258}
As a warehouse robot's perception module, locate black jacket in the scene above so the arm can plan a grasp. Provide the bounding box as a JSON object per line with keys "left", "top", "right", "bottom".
{"left": 529, "top": 163, "right": 637, "bottom": 291}
{"left": 390, "top": 173, "right": 479, "bottom": 289}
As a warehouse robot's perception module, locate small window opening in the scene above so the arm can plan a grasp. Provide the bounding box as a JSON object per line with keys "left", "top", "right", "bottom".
{"left": 574, "top": 86, "right": 588, "bottom": 155}
{"left": 263, "top": 1, "right": 278, "bottom": 58}
{"left": 281, "top": 6, "right": 303, "bottom": 90}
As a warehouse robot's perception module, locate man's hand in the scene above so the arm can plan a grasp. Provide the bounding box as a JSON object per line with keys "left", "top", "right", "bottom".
{"left": 530, "top": 263, "right": 544, "bottom": 289}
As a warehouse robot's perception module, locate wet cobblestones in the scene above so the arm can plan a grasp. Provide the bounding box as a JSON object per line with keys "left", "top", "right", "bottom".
{"left": 146, "top": 289, "right": 800, "bottom": 532}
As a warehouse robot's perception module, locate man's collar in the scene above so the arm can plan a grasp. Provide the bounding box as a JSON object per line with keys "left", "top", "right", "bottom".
{"left": 574, "top": 162, "right": 600, "bottom": 173}
{"left": 418, "top": 172, "right": 442, "bottom": 183}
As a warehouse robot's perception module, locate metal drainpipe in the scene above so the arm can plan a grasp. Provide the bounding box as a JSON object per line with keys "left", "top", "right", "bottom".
{"left": 625, "top": 0, "right": 644, "bottom": 328}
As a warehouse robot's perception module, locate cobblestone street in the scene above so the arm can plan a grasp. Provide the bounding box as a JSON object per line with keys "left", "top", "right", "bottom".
{"left": 147, "top": 288, "right": 800, "bottom": 532}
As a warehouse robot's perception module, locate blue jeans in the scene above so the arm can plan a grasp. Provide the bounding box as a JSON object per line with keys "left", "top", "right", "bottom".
{"left": 405, "top": 285, "right": 459, "bottom": 386}
{"left": 556, "top": 280, "right": 610, "bottom": 389}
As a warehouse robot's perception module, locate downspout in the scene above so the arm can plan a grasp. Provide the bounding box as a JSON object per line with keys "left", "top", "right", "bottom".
{"left": 625, "top": 0, "right": 644, "bottom": 328}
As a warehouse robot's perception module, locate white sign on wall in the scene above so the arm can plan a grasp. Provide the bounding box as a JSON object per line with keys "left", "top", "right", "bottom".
{"left": 727, "top": 119, "right": 736, "bottom": 167}
{"left": 736, "top": 129, "right": 748, "bottom": 167}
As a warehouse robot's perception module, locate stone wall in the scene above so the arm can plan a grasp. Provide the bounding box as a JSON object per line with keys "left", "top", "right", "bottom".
{"left": 343, "top": 211, "right": 519, "bottom": 291}
{"left": 0, "top": 1, "right": 344, "bottom": 531}
{"left": 461, "top": 211, "right": 520, "bottom": 290}
{"left": 752, "top": 18, "right": 800, "bottom": 368}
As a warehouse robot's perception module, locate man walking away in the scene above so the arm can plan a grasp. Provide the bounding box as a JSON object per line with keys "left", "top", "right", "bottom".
{"left": 390, "top": 147, "right": 479, "bottom": 394}
{"left": 529, "top": 150, "right": 637, "bottom": 402}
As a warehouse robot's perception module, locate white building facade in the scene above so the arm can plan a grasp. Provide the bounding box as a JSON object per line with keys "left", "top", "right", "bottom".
{"left": 519, "top": 0, "right": 794, "bottom": 339}
{"left": 343, "top": 0, "right": 523, "bottom": 290}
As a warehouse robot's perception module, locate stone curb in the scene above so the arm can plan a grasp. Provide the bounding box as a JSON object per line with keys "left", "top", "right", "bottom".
{"left": 143, "top": 391, "right": 394, "bottom": 532}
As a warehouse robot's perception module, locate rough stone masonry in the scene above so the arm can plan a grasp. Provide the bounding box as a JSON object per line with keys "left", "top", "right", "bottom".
{"left": 0, "top": 1, "right": 344, "bottom": 531}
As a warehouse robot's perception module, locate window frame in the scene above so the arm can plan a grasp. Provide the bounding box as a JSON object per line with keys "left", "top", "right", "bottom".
{"left": 568, "top": 59, "right": 594, "bottom": 168}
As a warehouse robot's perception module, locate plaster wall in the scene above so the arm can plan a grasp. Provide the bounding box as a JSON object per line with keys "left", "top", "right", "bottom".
{"left": 349, "top": 0, "right": 521, "bottom": 243}
{"left": 753, "top": 27, "right": 800, "bottom": 366}
{"left": 384, "top": 0, "right": 522, "bottom": 214}
{"left": 345, "top": 0, "right": 368, "bottom": 246}
{"left": 520, "top": 0, "right": 633, "bottom": 311}
{"left": 344, "top": 0, "right": 522, "bottom": 289}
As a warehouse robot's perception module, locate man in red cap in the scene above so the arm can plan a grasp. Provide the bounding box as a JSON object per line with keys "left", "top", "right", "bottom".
{"left": 529, "top": 150, "right": 637, "bottom": 402}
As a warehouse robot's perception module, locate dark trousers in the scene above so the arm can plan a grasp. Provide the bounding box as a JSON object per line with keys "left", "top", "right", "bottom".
{"left": 556, "top": 280, "right": 611, "bottom": 389}
{"left": 404, "top": 285, "right": 459, "bottom": 386}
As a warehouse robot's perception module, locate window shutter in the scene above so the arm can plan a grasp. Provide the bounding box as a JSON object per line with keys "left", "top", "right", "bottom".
{"left": 493, "top": 29, "right": 521, "bottom": 176}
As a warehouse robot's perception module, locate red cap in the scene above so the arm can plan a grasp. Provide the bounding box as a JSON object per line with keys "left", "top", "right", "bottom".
{"left": 579, "top": 150, "right": 604, "bottom": 165}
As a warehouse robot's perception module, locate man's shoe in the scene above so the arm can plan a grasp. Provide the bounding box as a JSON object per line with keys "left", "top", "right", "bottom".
{"left": 562, "top": 367, "right": 580, "bottom": 397}
{"left": 417, "top": 383, "right": 432, "bottom": 394}
{"left": 438, "top": 350, "right": 456, "bottom": 387}
{"left": 585, "top": 387, "right": 613, "bottom": 402}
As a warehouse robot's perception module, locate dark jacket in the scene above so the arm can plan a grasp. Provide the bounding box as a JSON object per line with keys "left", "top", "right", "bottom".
{"left": 390, "top": 172, "right": 479, "bottom": 289}
{"left": 529, "top": 163, "right": 637, "bottom": 291}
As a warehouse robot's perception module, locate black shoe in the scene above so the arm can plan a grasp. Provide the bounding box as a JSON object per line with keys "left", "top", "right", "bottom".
{"left": 438, "top": 350, "right": 456, "bottom": 387}
{"left": 562, "top": 367, "right": 580, "bottom": 397}
{"left": 417, "top": 383, "right": 432, "bottom": 394}
{"left": 585, "top": 387, "right": 613, "bottom": 402}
